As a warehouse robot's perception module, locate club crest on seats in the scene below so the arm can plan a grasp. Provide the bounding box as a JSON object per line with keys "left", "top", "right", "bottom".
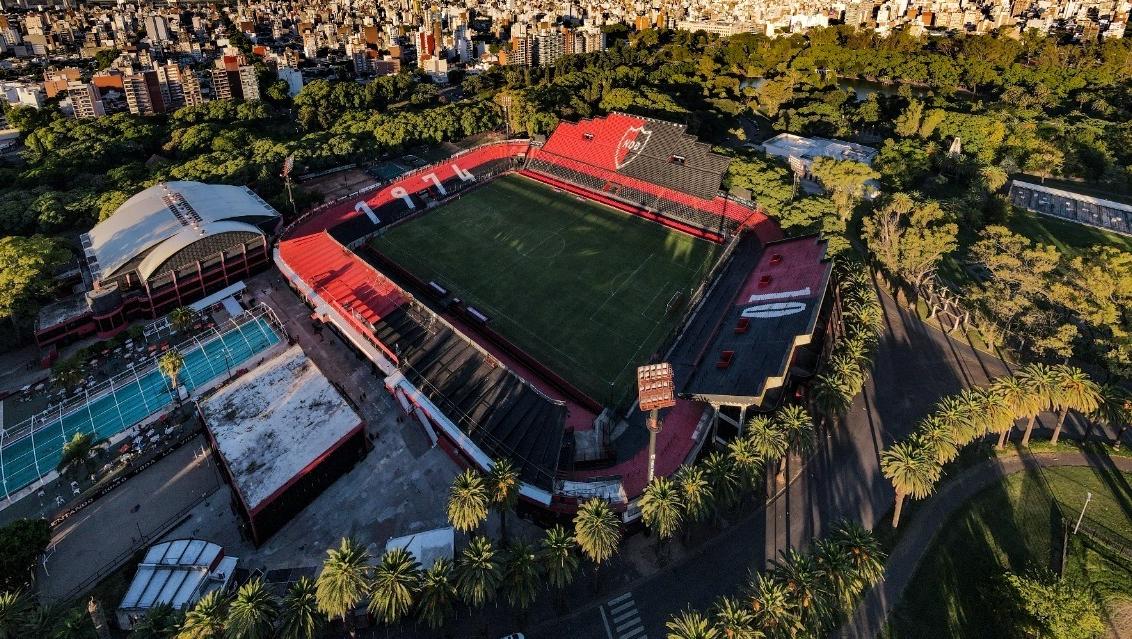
{"left": 615, "top": 124, "right": 653, "bottom": 170}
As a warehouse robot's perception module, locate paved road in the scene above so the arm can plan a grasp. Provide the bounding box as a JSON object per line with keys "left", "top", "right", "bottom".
{"left": 839, "top": 451, "right": 1132, "bottom": 639}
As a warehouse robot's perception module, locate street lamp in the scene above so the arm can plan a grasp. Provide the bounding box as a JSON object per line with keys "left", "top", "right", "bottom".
{"left": 637, "top": 363, "right": 676, "bottom": 485}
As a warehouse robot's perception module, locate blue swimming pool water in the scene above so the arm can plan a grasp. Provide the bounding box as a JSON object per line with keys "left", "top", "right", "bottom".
{"left": 0, "top": 317, "right": 280, "bottom": 497}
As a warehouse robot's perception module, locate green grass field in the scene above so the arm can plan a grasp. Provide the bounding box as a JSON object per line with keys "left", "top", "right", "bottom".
{"left": 889, "top": 465, "right": 1132, "bottom": 638}
{"left": 371, "top": 173, "right": 721, "bottom": 403}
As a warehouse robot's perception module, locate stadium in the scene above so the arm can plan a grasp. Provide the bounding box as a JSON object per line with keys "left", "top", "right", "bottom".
{"left": 275, "top": 113, "right": 834, "bottom": 516}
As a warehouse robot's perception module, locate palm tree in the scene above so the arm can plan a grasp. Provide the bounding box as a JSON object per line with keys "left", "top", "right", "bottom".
{"left": 501, "top": 540, "right": 541, "bottom": 609}
{"left": 934, "top": 393, "right": 981, "bottom": 448}
{"left": 158, "top": 349, "right": 185, "bottom": 403}
{"left": 990, "top": 375, "right": 1038, "bottom": 449}
{"left": 454, "top": 536, "right": 501, "bottom": 607}
{"left": 726, "top": 436, "right": 764, "bottom": 496}
{"left": 812, "top": 537, "right": 856, "bottom": 612}
{"left": 913, "top": 416, "right": 959, "bottom": 465}
{"left": 368, "top": 548, "right": 420, "bottom": 625}
{"left": 278, "top": 577, "right": 324, "bottom": 639}
{"left": 828, "top": 520, "right": 885, "bottom": 595}
{"left": 315, "top": 537, "right": 371, "bottom": 636}
{"left": 746, "top": 572, "right": 802, "bottom": 638}
{"left": 810, "top": 373, "right": 853, "bottom": 429}
{"left": 178, "top": 591, "right": 227, "bottom": 639}
{"left": 774, "top": 405, "right": 816, "bottom": 484}
{"left": 416, "top": 558, "right": 457, "bottom": 629}
{"left": 674, "top": 465, "right": 713, "bottom": 528}
{"left": 1048, "top": 366, "right": 1101, "bottom": 445}
{"left": 880, "top": 441, "right": 939, "bottom": 528}
{"left": 169, "top": 307, "right": 197, "bottom": 333}
{"left": 771, "top": 549, "right": 831, "bottom": 633}
{"left": 447, "top": 469, "right": 489, "bottom": 533}
{"left": 538, "top": 525, "right": 579, "bottom": 591}
{"left": 639, "top": 476, "right": 684, "bottom": 560}
{"left": 225, "top": 578, "right": 278, "bottom": 639}
{"left": 129, "top": 602, "right": 181, "bottom": 639}
{"left": 56, "top": 431, "right": 97, "bottom": 477}
{"left": 573, "top": 498, "right": 621, "bottom": 568}
{"left": 52, "top": 607, "right": 93, "bottom": 639}
{"left": 0, "top": 590, "right": 32, "bottom": 639}
{"left": 1015, "top": 363, "right": 1059, "bottom": 447}
{"left": 1089, "top": 385, "right": 1131, "bottom": 445}
{"left": 702, "top": 452, "right": 740, "bottom": 514}
{"left": 666, "top": 608, "right": 720, "bottom": 639}
{"left": 712, "top": 596, "right": 760, "bottom": 639}
{"left": 487, "top": 459, "right": 520, "bottom": 544}
{"left": 744, "top": 416, "right": 789, "bottom": 491}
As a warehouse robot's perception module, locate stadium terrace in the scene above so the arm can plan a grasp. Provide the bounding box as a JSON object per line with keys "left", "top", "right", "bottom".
{"left": 275, "top": 114, "right": 835, "bottom": 516}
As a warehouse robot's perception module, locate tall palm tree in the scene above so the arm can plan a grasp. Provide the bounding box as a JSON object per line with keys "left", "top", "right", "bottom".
{"left": 573, "top": 498, "right": 622, "bottom": 568}
{"left": 712, "top": 596, "right": 760, "bottom": 639}
{"left": 178, "top": 591, "right": 227, "bottom": 639}
{"left": 447, "top": 469, "right": 489, "bottom": 533}
{"left": 538, "top": 525, "right": 579, "bottom": 591}
{"left": 454, "top": 536, "right": 501, "bottom": 608}
{"left": 880, "top": 441, "right": 939, "bottom": 528}
{"left": 1048, "top": 366, "right": 1101, "bottom": 445}
{"left": 52, "top": 607, "right": 93, "bottom": 639}
{"left": 674, "top": 465, "right": 713, "bottom": 527}
{"left": 0, "top": 590, "right": 32, "bottom": 639}
{"left": 158, "top": 349, "right": 185, "bottom": 403}
{"left": 1015, "top": 363, "right": 1059, "bottom": 447}
{"left": 416, "top": 558, "right": 457, "bottom": 630}
{"left": 990, "top": 375, "right": 1038, "bottom": 449}
{"left": 810, "top": 373, "right": 853, "bottom": 429}
{"left": 774, "top": 405, "right": 816, "bottom": 484}
{"left": 771, "top": 549, "right": 831, "bottom": 633}
{"left": 812, "top": 537, "right": 856, "bottom": 612}
{"left": 315, "top": 537, "right": 371, "bottom": 636}
{"left": 666, "top": 609, "right": 720, "bottom": 639}
{"left": 169, "top": 307, "right": 197, "bottom": 334}
{"left": 56, "top": 431, "right": 98, "bottom": 477}
{"left": 744, "top": 416, "right": 789, "bottom": 491}
{"left": 487, "top": 459, "right": 520, "bottom": 544}
{"left": 726, "top": 436, "right": 764, "bottom": 496}
{"left": 278, "top": 576, "right": 324, "bottom": 639}
{"left": 129, "top": 602, "right": 181, "bottom": 639}
{"left": 702, "top": 452, "right": 740, "bottom": 514}
{"left": 913, "top": 416, "right": 959, "bottom": 465}
{"left": 225, "top": 578, "right": 279, "bottom": 639}
{"left": 639, "top": 476, "right": 684, "bottom": 560}
{"left": 368, "top": 547, "right": 421, "bottom": 625}
{"left": 746, "top": 572, "right": 802, "bottom": 638}
{"left": 501, "top": 540, "right": 541, "bottom": 609}
{"left": 1089, "top": 384, "right": 1131, "bottom": 445}
{"left": 934, "top": 393, "right": 981, "bottom": 448}
{"left": 828, "top": 521, "right": 886, "bottom": 596}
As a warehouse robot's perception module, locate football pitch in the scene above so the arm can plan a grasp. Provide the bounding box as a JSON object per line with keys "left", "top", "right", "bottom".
{"left": 371, "top": 173, "right": 721, "bottom": 403}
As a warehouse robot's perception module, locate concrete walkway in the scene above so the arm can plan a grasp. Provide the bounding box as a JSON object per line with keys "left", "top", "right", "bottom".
{"left": 839, "top": 451, "right": 1132, "bottom": 639}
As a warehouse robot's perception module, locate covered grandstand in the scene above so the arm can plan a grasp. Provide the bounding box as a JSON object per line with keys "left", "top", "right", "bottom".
{"left": 275, "top": 123, "right": 833, "bottom": 517}
{"left": 36, "top": 182, "right": 282, "bottom": 349}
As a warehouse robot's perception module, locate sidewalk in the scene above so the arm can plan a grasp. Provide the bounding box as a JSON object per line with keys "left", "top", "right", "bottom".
{"left": 838, "top": 451, "right": 1132, "bottom": 639}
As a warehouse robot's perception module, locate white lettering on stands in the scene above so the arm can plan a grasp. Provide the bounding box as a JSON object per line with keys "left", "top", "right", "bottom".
{"left": 741, "top": 287, "right": 811, "bottom": 319}
{"left": 452, "top": 164, "right": 475, "bottom": 182}
{"left": 390, "top": 186, "right": 415, "bottom": 209}
{"left": 355, "top": 201, "right": 380, "bottom": 225}
{"left": 422, "top": 172, "right": 447, "bottom": 196}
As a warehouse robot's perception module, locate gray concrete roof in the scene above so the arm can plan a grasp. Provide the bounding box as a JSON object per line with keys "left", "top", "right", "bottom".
{"left": 82, "top": 181, "right": 279, "bottom": 282}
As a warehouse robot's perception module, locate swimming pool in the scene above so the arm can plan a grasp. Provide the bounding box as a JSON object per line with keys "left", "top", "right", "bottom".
{"left": 0, "top": 316, "right": 280, "bottom": 498}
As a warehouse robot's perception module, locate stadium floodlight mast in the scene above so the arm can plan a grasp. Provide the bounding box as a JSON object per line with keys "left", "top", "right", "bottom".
{"left": 637, "top": 363, "right": 676, "bottom": 485}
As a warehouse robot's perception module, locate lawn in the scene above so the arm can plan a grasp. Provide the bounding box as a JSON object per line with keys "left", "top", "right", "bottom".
{"left": 888, "top": 465, "right": 1132, "bottom": 638}
{"left": 371, "top": 173, "right": 721, "bottom": 404}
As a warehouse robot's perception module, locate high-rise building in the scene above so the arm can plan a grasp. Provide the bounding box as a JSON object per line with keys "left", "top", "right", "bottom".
{"left": 122, "top": 70, "right": 166, "bottom": 115}
{"left": 144, "top": 15, "right": 171, "bottom": 43}
{"left": 212, "top": 55, "right": 258, "bottom": 102}
{"left": 536, "top": 30, "right": 565, "bottom": 67}
{"left": 238, "top": 65, "right": 260, "bottom": 101}
{"left": 67, "top": 81, "right": 105, "bottom": 118}
{"left": 510, "top": 34, "right": 534, "bottom": 67}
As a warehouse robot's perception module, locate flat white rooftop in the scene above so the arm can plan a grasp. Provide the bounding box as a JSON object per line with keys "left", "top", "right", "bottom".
{"left": 200, "top": 344, "right": 361, "bottom": 512}
{"left": 762, "top": 133, "right": 878, "bottom": 165}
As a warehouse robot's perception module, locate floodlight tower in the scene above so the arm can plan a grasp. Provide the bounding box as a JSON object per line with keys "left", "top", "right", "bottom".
{"left": 637, "top": 363, "right": 676, "bottom": 485}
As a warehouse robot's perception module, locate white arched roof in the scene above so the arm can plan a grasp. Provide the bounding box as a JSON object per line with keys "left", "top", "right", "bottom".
{"left": 82, "top": 181, "right": 279, "bottom": 282}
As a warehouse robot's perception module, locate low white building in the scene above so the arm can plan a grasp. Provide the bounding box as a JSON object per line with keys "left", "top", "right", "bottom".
{"left": 117, "top": 539, "right": 237, "bottom": 629}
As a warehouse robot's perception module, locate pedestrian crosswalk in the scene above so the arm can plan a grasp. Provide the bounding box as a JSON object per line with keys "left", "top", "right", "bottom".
{"left": 603, "top": 591, "right": 646, "bottom": 639}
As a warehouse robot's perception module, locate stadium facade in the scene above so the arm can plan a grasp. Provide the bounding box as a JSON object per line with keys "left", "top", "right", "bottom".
{"left": 35, "top": 181, "right": 281, "bottom": 350}
{"left": 275, "top": 114, "right": 835, "bottom": 518}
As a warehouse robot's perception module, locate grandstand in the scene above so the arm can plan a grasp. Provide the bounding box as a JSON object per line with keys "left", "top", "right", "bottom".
{"left": 275, "top": 118, "right": 836, "bottom": 518}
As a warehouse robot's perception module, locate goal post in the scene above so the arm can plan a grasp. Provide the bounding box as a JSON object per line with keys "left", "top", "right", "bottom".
{"left": 665, "top": 289, "right": 686, "bottom": 316}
